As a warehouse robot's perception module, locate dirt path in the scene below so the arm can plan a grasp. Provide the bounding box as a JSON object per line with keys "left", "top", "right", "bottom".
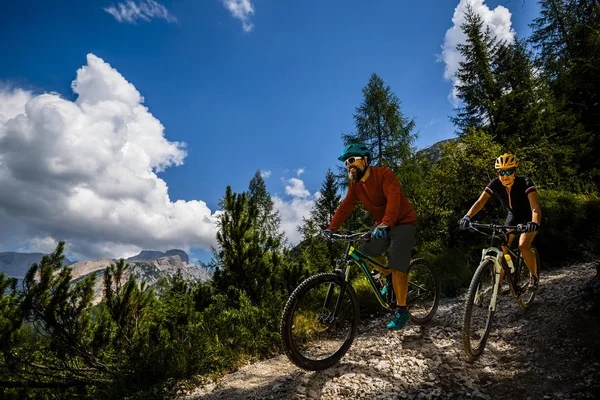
{"left": 177, "top": 262, "right": 600, "bottom": 400}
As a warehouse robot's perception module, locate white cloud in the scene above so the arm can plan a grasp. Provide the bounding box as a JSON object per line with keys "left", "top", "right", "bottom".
{"left": 273, "top": 196, "right": 315, "bottom": 246}
{"left": 260, "top": 169, "right": 271, "bottom": 179}
{"left": 221, "top": 0, "right": 255, "bottom": 32}
{"left": 296, "top": 168, "right": 305, "bottom": 177}
{"left": 272, "top": 181, "right": 314, "bottom": 246}
{"left": 0, "top": 54, "right": 219, "bottom": 261}
{"left": 285, "top": 178, "right": 310, "bottom": 198}
{"left": 17, "top": 236, "right": 59, "bottom": 255}
{"left": 104, "top": 0, "right": 177, "bottom": 24}
{"left": 270, "top": 174, "right": 319, "bottom": 246}
{"left": 0, "top": 88, "right": 31, "bottom": 125}
{"left": 440, "top": 0, "right": 515, "bottom": 104}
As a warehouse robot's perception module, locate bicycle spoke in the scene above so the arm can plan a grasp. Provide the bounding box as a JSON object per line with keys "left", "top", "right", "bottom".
{"left": 281, "top": 273, "right": 359, "bottom": 370}
{"left": 406, "top": 259, "right": 440, "bottom": 325}
{"left": 517, "top": 248, "right": 539, "bottom": 309}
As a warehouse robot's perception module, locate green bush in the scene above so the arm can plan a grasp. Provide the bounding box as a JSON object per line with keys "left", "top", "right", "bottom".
{"left": 351, "top": 274, "right": 388, "bottom": 317}
{"left": 535, "top": 190, "right": 600, "bottom": 266}
{"left": 426, "top": 248, "right": 475, "bottom": 297}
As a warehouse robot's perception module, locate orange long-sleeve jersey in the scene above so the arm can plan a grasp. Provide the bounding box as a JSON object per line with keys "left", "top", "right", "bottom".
{"left": 328, "top": 166, "right": 416, "bottom": 231}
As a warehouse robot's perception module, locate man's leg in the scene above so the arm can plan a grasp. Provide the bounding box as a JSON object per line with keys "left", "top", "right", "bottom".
{"left": 360, "top": 241, "right": 392, "bottom": 294}
{"left": 386, "top": 224, "right": 416, "bottom": 330}
{"left": 369, "top": 255, "right": 391, "bottom": 277}
{"left": 391, "top": 269, "right": 408, "bottom": 306}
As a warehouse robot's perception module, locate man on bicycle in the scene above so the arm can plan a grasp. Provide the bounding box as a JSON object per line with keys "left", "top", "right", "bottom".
{"left": 459, "top": 153, "right": 542, "bottom": 290}
{"left": 324, "top": 143, "right": 417, "bottom": 330}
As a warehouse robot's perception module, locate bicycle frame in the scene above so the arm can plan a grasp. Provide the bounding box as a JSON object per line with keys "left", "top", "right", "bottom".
{"left": 346, "top": 246, "right": 394, "bottom": 309}
{"left": 478, "top": 246, "right": 504, "bottom": 312}
{"left": 472, "top": 223, "right": 526, "bottom": 311}
{"left": 324, "top": 233, "right": 396, "bottom": 319}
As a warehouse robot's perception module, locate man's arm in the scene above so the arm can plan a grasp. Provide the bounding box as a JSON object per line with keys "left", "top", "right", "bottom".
{"left": 328, "top": 185, "right": 359, "bottom": 231}
{"left": 381, "top": 170, "right": 402, "bottom": 227}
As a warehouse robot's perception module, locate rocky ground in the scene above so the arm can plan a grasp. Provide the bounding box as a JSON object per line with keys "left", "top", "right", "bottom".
{"left": 177, "top": 262, "right": 600, "bottom": 400}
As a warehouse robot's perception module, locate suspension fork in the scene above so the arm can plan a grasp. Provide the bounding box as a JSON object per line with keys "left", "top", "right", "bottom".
{"left": 489, "top": 258, "right": 503, "bottom": 312}
{"left": 322, "top": 263, "right": 352, "bottom": 323}
{"left": 480, "top": 247, "right": 504, "bottom": 312}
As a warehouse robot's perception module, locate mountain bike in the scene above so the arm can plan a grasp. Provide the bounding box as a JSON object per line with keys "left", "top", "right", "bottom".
{"left": 280, "top": 231, "right": 441, "bottom": 371}
{"left": 461, "top": 222, "right": 541, "bottom": 362}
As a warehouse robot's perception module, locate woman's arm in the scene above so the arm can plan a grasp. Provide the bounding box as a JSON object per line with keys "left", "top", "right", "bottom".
{"left": 466, "top": 191, "right": 491, "bottom": 218}
{"left": 527, "top": 191, "right": 542, "bottom": 224}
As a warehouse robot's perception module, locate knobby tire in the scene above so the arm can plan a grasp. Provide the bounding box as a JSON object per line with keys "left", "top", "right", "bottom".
{"left": 517, "top": 247, "right": 541, "bottom": 309}
{"left": 462, "top": 260, "right": 496, "bottom": 362}
{"left": 406, "top": 258, "right": 441, "bottom": 325}
{"left": 280, "top": 273, "right": 360, "bottom": 371}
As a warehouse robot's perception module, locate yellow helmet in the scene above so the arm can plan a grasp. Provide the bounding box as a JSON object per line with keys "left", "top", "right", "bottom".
{"left": 495, "top": 153, "right": 519, "bottom": 170}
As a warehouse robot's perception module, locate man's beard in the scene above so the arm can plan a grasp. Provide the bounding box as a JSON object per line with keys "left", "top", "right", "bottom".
{"left": 348, "top": 165, "right": 366, "bottom": 182}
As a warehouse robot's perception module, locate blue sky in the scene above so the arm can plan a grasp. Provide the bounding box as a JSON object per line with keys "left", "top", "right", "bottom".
{"left": 0, "top": 0, "right": 540, "bottom": 264}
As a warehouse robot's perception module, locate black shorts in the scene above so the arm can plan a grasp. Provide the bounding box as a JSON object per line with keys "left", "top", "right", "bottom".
{"left": 359, "top": 224, "right": 416, "bottom": 273}
{"left": 505, "top": 212, "right": 531, "bottom": 226}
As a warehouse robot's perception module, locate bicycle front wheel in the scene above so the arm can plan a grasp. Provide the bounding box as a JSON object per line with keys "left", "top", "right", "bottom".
{"left": 406, "top": 258, "right": 440, "bottom": 325}
{"left": 280, "top": 273, "right": 360, "bottom": 371}
{"left": 462, "top": 260, "right": 497, "bottom": 362}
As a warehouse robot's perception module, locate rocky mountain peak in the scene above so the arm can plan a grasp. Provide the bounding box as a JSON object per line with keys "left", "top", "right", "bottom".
{"left": 126, "top": 249, "right": 189, "bottom": 263}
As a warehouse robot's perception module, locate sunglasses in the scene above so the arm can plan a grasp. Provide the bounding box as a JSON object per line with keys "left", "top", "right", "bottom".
{"left": 344, "top": 156, "right": 364, "bottom": 165}
{"left": 497, "top": 169, "right": 515, "bottom": 176}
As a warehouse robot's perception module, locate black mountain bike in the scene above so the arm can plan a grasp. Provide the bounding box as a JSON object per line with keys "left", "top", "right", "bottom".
{"left": 461, "top": 222, "right": 541, "bottom": 362}
{"left": 280, "top": 231, "right": 441, "bottom": 371}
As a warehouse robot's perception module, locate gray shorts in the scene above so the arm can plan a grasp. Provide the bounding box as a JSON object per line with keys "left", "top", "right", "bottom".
{"left": 360, "top": 224, "right": 416, "bottom": 273}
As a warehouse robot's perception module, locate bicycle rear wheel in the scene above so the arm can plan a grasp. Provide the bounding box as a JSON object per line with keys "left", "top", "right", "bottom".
{"left": 280, "top": 273, "right": 360, "bottom": 371}
{"left": 462, "top": 260, "right": 497, "bottom": 362}
{"left": 517, "top": 247, "right": 541, "bottom": 309}
{"left": 406, "top": 258, "right": 440, "bottom": 324}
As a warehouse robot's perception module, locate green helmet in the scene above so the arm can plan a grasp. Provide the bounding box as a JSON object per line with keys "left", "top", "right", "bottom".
{"left": 338, "top": 143, "right": 372, "bottom": 162}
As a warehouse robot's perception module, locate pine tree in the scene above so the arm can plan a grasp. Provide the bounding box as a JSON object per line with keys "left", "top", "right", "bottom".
{"left": 296, "top": 169, "right": 345, "bottom": 271}
{"left": 490, "top": 38, "right": 578, "bottom": 187}
{"left": 451, "top": 4, "right": 502, "bottom": 138}
{"left": 529, "top": 0, "right": 600, "bottom": 188}
{"left": 343, "top": 73, "right": 417, "bottom": 174}
{"left": 0, "top": 243, "right": 115, "bottom": 389}
{"left": 311, "top": 169, "right": 342, "bottom": 229}
{"left": 248, "top": 170, "right": 282, "bottom": 239}
{"left": 337, "top": 73, "right": 416, "bottom": 232}
{"left": 529, "top": 0, "right": 573, "bottom": 85}
{"left": 212, "top": 186, "right": 282, "bottom": 306}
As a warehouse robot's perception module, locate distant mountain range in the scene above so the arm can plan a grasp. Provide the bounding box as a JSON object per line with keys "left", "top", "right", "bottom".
{"left": 0, "top": 249, "right": 211, "bottom": 303}
{"left": 0, "top": 252, "right": 74, "bottom": 279}
{"left": 415, "top": 137, "right": 458, "bottom": 162}
{"left": 126, "top": 249, "right": 189, "bottom": 263}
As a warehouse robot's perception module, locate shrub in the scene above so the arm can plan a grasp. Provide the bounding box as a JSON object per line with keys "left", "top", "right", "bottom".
{"left": 535, "top": 190, "right": 600, "bottom": 266}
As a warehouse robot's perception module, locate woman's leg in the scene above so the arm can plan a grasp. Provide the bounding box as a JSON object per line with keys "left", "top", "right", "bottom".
{"left": 519, "top": 232, "right": 538, "bottom": 276}
{"left": 500, "top": 213, "right": 519, "bottom": 281}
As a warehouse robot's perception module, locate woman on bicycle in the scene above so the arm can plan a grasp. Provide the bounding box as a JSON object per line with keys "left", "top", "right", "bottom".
{"left": 459, "top": 153, "right": 542, "bottom": 290}
{"left": 323, "top": 143, "right": 417, "bottom": 330}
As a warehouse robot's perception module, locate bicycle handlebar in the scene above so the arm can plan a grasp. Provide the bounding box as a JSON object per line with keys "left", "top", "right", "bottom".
{"left": 325, "top": 231, "right": 372, "bottom": 241}
{"left": 468, "top": 222, "right": 527, "bottom": 233}
{"left": 324, "top": 223, "right": 527, "bottom": 242}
